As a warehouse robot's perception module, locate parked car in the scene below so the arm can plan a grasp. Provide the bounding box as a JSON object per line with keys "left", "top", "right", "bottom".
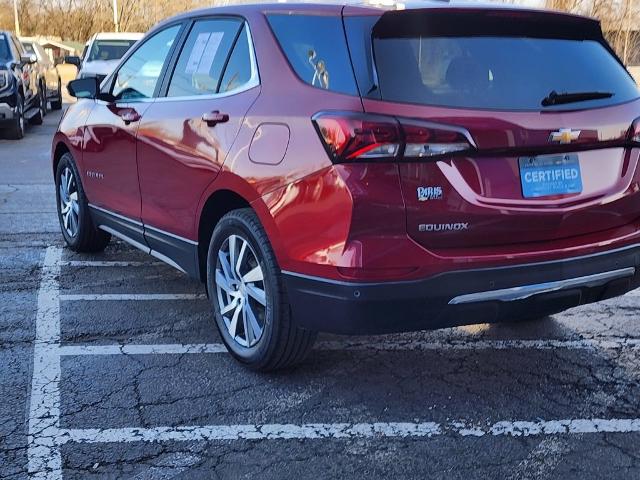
{"left": 65, "top": 32, "right": 142, "bottom": 85}
{"left": 0, "top": 30, "right": 45, "bottom": 139}
{"left": 20, "top": 39, "right": 63, "bottom": 111}
{"left": 53, "top": 3, "right": 640, "bottom": 370}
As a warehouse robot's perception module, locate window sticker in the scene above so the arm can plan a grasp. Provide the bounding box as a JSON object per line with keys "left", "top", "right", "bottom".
{"left": 185, "top": 32, "right": 211, "bottom": 74}
{"left": 197, "top": 32, "right": 224, "bottom": 74}
{"left": 185, "top": 31, "right": 224, "bottom": 75}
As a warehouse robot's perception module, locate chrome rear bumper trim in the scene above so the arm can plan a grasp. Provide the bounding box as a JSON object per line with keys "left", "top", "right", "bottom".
{"left": 448, "top": 267, "right": 636, "bottom": 305}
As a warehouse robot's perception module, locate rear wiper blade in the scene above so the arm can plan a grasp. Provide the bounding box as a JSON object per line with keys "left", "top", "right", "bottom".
{"left": 541, "top": 90, "right": 614, "bottom": 107}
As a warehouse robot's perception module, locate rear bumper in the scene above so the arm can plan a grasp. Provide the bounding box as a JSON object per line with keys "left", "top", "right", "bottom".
{"left": 283, "top": 243, "right": 640, "bottom": 334}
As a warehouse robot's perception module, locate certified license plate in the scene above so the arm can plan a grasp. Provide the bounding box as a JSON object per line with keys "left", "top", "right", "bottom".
{"left": 519, "top": 154, "right": 583, "bottom": 198}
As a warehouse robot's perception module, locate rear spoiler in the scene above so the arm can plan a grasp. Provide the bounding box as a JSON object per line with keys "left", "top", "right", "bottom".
{"left": 371, "top": 8, "right": 603, "bottom": 41}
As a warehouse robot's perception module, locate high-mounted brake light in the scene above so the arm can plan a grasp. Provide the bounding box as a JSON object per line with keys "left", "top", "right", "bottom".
{"left": 312, "top": 112, "right": 475, "bottom": 163}
{"left": 631, "top": 118, "right": 640, "bottom": 145}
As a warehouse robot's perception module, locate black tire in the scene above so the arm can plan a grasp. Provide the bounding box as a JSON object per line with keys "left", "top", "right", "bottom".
{"left": 30, "top": 90, "right": 45, "bottom": 125}
{"left": 55, "top": 153, "right": 111, "bottom": 252}
{"left": 51, "top": 81, "right": 62, "bottom": 110}
{"left": 7, "top": 95, "right": 25, "bottom": 139}
{"left": 207, "top": 208, "right": 317, "bottom": 371}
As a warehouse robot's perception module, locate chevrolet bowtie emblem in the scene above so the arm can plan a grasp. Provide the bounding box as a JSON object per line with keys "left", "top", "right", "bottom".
{"left": 549, "top": 128, "right": 581, "bottom": 144}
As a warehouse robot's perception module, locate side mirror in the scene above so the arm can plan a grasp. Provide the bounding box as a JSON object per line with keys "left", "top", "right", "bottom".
{"left": 21, "top": 54, "right": 37, "bottom": 64}
{"left": 67, "top": 77, "right": 100, "bottom": 99}
{"left": 64, "top": 55, "right": 81, "bottom": 68}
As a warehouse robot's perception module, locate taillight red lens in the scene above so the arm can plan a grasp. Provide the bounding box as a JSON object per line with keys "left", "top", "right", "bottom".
{"left": 313, "top": 112, "right": 474, "bottom": 163}
{"left": 401, "top": 120, "right": 474, "bottom": 158}
{"left": 631, "top": 118, "right": 640, "bottom": 145}
{"left": 313, "top": 113, "right": 401, "bottom": 162}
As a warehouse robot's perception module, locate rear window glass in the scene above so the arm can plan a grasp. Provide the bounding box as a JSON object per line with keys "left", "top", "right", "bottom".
{"left": 88, "top": 40, "right": 138, "bottom": 62}
{"left": 267, "top": 14, "right": 358, "bottom": 96}
{"left": 370, "top": 12, "right": 640, "bottom": 111}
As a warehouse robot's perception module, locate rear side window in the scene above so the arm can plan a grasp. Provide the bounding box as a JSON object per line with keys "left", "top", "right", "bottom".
{"left": 167, "top": 19, "right": 242, "bottom": 97}
{"left": 367, "top": 10, "right": 640, "bottom": 111}
{"left": 267, "top": 14, "right": 358, "bottom": 96}
{"left": 219, "top": 25, "right": 253, "bottom": 94}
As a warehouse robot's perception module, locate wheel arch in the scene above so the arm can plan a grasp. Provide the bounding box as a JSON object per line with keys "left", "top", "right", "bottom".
{"left": 196, "top": 184, "right": 284, "bottom": 283}
{"left": 52, "top": 141, "right": 71, "bottom": 176}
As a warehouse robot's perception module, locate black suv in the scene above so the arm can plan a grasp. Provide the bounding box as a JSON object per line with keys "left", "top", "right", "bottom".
{"left": 0, "top": 31, "right": 44, "bottom": 139}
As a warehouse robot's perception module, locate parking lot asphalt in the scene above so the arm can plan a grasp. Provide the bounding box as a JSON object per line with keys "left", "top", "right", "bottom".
{"left": 2, "top": 107, "right": 640, "bottom": 479}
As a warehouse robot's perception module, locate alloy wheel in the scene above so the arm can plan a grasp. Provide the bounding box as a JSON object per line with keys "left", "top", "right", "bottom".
{"left": 59, "top": 167, "right": 80, "bottom": 237}
{"left": 215, "top": 234, "right": 267, "bottom": 348}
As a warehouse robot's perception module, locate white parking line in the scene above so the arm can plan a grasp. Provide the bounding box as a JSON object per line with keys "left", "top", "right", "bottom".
{"left": 57, "top": 338, "right": 640, "bottom": 357}
{"left": 60, "top": 293, "right": 207, "bottom": 301}
{"left": 61, "top": 418, "right": 640, "bottom": 444}
{"left": 27, "top": 247, "right": 640, "bottom": 479}
{"left": 59, "top": 343, "right": 228, "bottom": 356}
{"left": 28, "top": 246, "right": 63, "bottom": 480}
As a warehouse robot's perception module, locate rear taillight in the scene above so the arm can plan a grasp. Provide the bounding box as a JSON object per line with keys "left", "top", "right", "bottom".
{"left": 313, "top": 113, "right": 402, "bottom": 162}
{"left": 631, "top": 118, "right": 640, "bottom": 145}
{"left": 312, "top": 112, "right": 475, "bottom": 163}
{"left": 402, "top": 120, "right": 475, "bottom": 158}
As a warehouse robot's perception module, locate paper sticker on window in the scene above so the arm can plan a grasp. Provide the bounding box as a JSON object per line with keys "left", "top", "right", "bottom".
{"left": 185, "top": 32, "right": 211, "bottom": 74}
{"left": 185, "top": 31, "right": 224, "bottom": 75}
{"left": 197, "top": 32, "right": 223, "bottom": 74}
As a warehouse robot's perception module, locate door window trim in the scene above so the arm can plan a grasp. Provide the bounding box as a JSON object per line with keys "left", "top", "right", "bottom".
{"left": 155, "top": 15, "right": 260, "bottom": 103}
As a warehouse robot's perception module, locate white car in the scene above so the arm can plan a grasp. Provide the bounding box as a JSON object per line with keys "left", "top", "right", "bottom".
{"left": 71, "top": 32, "right": 143, "bottom": 84}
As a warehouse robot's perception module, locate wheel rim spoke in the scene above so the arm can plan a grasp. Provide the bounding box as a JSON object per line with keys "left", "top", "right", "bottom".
{"left": 235, "top": 240, "right": 247, "bottom": 278}
{"left": 242, "top": 305, "right": 253, "bottom": 346}
{"left": 243, "top": 266, "right": 263, "bottom": 284}
{"left": 228, "top": 302, "right": 242, "bottom": 338}
{"left": 59, "top": 168, "right": 80, "bottom": 237}
{"left": 246, "top": 284, "right": 266, "bottom": 306}
{"left": 228, "top": 235, "right": 238, "bottom": 277}
{"left": 245, "top": 303, "right": 262, "bottom": 341}
{"left": 215, "top": 270, "right": 234, "bottom": 294}
{"left": 220, "top": 297, "right": 239, "bottom": 315}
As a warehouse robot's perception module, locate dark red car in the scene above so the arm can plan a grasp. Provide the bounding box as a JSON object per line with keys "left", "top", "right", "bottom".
{"left": 53, "top": 2, "right": 640, "bottom": 370}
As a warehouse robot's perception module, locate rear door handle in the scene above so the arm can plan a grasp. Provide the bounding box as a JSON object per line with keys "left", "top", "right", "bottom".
{"left": 202, "top": 111, "right": 229, "bottom": 126}
{"left": 120, "top": 110, "right": 141, "bottom": 125}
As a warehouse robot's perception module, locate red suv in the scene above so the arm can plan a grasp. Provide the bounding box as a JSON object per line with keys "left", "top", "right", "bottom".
{"left": 53, "top": 3, "right": 640, "bottom": 370}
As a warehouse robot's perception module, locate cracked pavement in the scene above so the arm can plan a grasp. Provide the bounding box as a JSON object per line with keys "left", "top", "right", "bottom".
{"left": 2, "top": 107, "right": 640, "bottom": 479}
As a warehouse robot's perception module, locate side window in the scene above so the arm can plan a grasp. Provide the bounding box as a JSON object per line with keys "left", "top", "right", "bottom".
{"left": 219, "top": 25, "right": 253, "bottom": 93}
{"left": 167, "top": 19, "right": 242, "bottom": 97}
{"left": 112, "top": 25, "right": 180, "bottom": 101}
{"left": 267, "top": 14, "right": 358, "bottom": 96}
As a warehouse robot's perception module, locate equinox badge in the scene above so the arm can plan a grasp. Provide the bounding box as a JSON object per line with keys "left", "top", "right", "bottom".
{"left": 419, "top": 223, "right": 469, "bottom": 232}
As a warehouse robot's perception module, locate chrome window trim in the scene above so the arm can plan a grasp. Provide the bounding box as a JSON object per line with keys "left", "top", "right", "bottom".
{"left": 156, "top": 21, "right": 260, "bottom": 103}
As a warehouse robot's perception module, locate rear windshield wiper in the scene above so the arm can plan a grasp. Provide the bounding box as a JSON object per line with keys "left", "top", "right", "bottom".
{"left": 541, "top": 90, "right": 614, "bottom": 107}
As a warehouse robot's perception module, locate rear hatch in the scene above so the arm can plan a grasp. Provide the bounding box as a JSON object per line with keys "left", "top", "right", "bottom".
{"left": 344, "top": 7, "right": 640, "bottom": 249}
